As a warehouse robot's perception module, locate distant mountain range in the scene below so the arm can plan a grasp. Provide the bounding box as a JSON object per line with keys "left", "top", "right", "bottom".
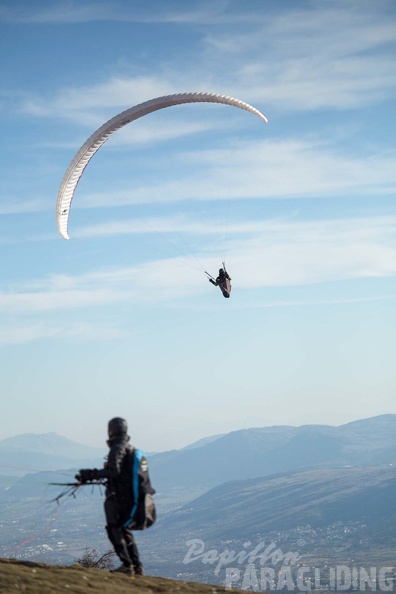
{"left": 0, "top": 432, "right": 104, "bottom": 458}
{"left": 163, "top": 464, "right": 396, "bottom": 540}
{"left": 149, "top": 414, "right": 396, "bottom": 492}
{"left": 0, "top": 432, "right": 105, "bottom": 477}
{"left": 1, "top": 414, "right": 396, "bottom": 491}
{"left": 141, "top": 463, "right": 396, "bottom": 583}
{"left": 1, "top": 416, "right": 396, "bottom": 577}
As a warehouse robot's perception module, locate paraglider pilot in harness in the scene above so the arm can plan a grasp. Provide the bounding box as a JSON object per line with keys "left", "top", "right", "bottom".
{"left": 208, "top": 264, "right": 232, "bottom": 298}
{"left": 76, "top": 417, "right": 155, "bottom": 576}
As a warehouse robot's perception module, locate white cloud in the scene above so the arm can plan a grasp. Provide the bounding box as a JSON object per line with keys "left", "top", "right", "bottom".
{"left": 0, "top": 197, "right": 49, "bottom": 215}
{"left": 73, "top": 214, "right": 396, "bottom": 291}
{"left": 203, "top": 3, "right": 396, "bottom": 110}
{"left": 4, "top": 0, "right": 285, "bottom": 27}
{"left": 1, "top": 214, "right": 396, "bottom": 320}
{"left": 12, "top": 1, "right": 396, "bottom": 126}
{"left": 1, "top": 211, "right": 396, "bottom": 347}
{"left": 1, "top": 134, "right": 395, "bottom": 226}
{"left": 0, "top": 321, "right": 130, "bottom": 345}
{"left": 70, "top": 138, "right": 396, "bottom": 210}
{"left": 0, "top": 1, "right": 232, "bottom": 25}
{"left": 20, "top": 76, "right": 177, "bottom": 127}
{"left": 0, "top": 259, "right": 198, "bottom": 316}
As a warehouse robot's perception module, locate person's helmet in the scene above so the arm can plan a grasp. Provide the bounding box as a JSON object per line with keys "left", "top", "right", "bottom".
{"left": 219, "top": 268, "right": 224, "bottom": 275}
{"left": 108, "top": 417, "right": 128, "bottom": 439}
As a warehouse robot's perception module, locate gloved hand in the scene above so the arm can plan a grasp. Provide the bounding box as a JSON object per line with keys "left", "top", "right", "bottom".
{"left": 75, "top": 469, "right": 95, "bottom": 483}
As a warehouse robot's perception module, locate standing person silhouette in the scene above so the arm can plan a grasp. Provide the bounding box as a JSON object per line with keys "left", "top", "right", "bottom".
{"left": 76, "top": 417, "right": 155, "bottom": 576}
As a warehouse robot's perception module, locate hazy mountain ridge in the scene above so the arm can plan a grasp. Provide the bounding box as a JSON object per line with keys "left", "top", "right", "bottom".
{"left": 164, "top": 464, "right": 396, "bottom": 540}
{"left": 0, "top": 432, "right": 105, "bottom": 457}
{"left": 0, "top": 433, "right": 106, "bottom": 477}
{"left": 140, "top": 464, "right": 396, "bottom": 585}
{"left": 180, "top": 433, "right": 225, "bottom": 450}
{"left": 1, "top": 417, "right": 395, "bottom": 587}
{"left": 149, "top": 414, "right": 396, "bottom": 491}
{"left": 2, "top": 413, "right": 395, "bottom": 487}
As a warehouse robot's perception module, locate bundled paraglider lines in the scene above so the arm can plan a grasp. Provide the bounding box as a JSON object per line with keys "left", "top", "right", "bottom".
{"left": 48, "top": 481, "right": 106, "bottom": 504}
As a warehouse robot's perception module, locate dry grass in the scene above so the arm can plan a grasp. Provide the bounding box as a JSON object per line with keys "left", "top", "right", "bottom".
{"left": 0, "top": 558, "right": 242, "bottom": 594}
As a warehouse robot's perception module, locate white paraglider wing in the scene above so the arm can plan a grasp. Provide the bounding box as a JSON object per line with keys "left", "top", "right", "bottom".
{"left": 56, "top": 91, "right": 268, "bottom": 239}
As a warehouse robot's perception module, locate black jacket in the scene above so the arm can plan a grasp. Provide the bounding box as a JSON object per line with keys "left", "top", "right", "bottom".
{"left": 94, "top": 435, "right": 155, "bottom": 509}
{"left": 95, "top": 435, "right": 135, "bottom": 501}
{"left": 209, "top": 271, "right": 232, "bottom": 298}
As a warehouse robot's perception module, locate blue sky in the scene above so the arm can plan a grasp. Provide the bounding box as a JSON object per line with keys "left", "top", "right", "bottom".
{"left": 1, "top": 0, "right": 396, "bottom": 452}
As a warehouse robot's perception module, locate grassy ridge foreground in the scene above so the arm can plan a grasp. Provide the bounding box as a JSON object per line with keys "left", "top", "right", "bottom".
{"left": 0, "top": 558, "right": 242, "bottom": 594}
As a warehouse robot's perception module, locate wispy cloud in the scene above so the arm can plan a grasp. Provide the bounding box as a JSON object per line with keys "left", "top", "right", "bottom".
{"left": 0, "top": 197, "right": 49, "bottom": 215}
{"left": 2, "top": 133, "right": 395, "bottom": 223}
{"left": 71, "top": 137, "right": 396, "bottom": 208}
{"left": 0, "top": 321, "right": 130, "bottom": 345}
{"left": 202, "top": 2, "right": 396, "bottom": 110}
{"left": 1, "top": 211, "right": 396, "bottom": 346}
{"left": 0, "top": 1, "right": 239, "bottom": 25}
{"left": 20, "top": 76, "right": 178, "bottom": 127}
{"left": 12, "top": 1, "right": 396, "bottom": 125}
{"left": 73, "top": 214, "right": 396, "bottom": 291}
{"left": 1, "top": 214, "right": 396, "bottom": 318}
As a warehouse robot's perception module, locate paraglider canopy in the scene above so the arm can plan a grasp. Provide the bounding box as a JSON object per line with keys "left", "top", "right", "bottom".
{"left": 56, "top": 91, "right": 268, "bottom": 240}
